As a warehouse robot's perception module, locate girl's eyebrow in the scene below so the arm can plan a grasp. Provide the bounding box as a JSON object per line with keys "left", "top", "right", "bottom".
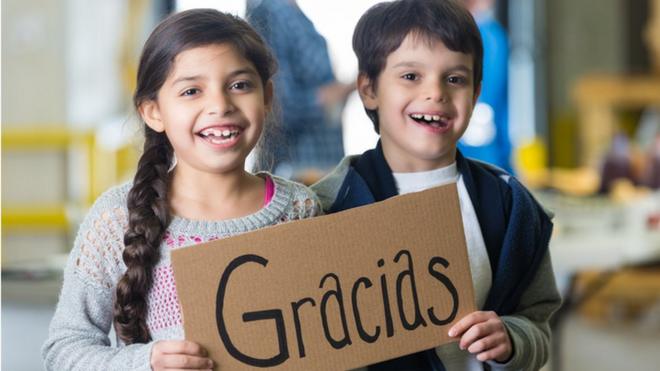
{"left": 227, "top": 68, "right": 258, "bottom": 79}
{"left": 170, "top": 75, "right": 202, "bottom": 87}
{"left": 170, "top": 68, "right": 258, "bottom": 87}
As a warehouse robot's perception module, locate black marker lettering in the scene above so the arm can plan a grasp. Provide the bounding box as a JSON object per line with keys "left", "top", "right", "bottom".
{"left": 216, "top": 254, "right": 289, "bottom": 367}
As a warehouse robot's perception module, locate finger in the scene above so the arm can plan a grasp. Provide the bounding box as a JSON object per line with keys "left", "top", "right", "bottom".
{"left": 160, "top": 353, "right": 214, "bottom": 369}
{"left": 157, "top": 340, "right": 208, "bottom": 356}
{"left": 476, "top": 343, "right": 508, "bottom": 362}
{"left": 458, "top": 320, "right": 499, "bottom": 350}
{"left": 466, "top": 332, "right": 505, "bottom": 354}
{"left": 448, "top": 311, "right": 493, "bottom": 337}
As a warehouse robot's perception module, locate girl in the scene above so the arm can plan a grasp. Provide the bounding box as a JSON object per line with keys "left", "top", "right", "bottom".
{"left": 42, "top": 9, "right": 320, "bottom": 371}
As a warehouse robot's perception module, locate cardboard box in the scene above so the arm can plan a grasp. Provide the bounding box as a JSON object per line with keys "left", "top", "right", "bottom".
{"left": 172, "top": 183, "right": 475, "bottom": 370}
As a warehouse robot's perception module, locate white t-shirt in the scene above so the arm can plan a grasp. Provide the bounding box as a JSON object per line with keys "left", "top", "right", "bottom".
{"left": 393, "top": 163, "right": 492, "bottom": 371}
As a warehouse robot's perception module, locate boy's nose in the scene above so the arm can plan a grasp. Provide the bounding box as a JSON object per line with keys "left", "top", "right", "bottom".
{"left": 424, "top": 84, "right": 447, "bottom": 103}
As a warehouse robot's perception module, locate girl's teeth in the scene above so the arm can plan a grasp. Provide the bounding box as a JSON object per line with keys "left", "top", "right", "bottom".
{"left": 424, "top": 114, "right": 432, "bottom": 121}
{"left": 432, "top": 115, "right": 441, "bottom": 121}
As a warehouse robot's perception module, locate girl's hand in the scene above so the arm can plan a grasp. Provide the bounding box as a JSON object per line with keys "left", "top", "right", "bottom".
{"left": 150, "top": 340, "right": 214, "bottom": 370}
{"left": 447, "top": 311, "right": 513, "bottom": 363}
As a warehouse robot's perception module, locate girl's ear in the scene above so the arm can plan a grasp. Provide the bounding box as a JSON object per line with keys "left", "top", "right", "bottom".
{"left": 138, "top": 100, "right": 165, "bottom": 133}
{"left": 263, "top": 80, "right": 274, "bottom": 111}
{"left": 357, "top": 73, "right": 378, "bottom": 110}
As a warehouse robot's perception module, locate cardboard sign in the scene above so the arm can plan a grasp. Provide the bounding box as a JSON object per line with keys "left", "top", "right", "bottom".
{"left": 172, "top": 183, "right": 475, "bottom": 370}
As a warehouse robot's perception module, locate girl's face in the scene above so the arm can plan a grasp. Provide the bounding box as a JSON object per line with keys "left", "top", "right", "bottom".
{"left": 140, "top": 43, "right": 272, "bottom": 176}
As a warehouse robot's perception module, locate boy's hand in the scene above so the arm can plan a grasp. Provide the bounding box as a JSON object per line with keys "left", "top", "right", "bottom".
{"left": 447, "top": 311, "right": 513, "bottom": 363}
{"left": 150, "top": 340, "right": 214, "bottom": 370}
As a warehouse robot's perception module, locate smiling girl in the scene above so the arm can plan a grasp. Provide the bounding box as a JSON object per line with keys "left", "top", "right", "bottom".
{"left": 42, "top": 9, "right": 320, "bottom": 371}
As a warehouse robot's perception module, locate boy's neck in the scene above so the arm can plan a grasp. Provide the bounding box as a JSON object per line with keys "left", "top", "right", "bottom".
{"left": 381, "top": 144, "right": 458, "bottom": 173}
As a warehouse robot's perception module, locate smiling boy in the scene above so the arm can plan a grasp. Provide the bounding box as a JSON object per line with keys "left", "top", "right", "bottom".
{"left": 312, "top": 1, "right": 561, "bottom": 370}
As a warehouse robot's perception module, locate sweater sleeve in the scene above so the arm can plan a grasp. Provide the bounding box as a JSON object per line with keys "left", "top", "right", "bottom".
{"left": 42, "top": 186, "right": 155, "bottom": 371}
{"left": 487, "top": 251, "right": 562, "bottom": 371}
{"left": 284, "top": 180, "right": 324, "bottom": 221}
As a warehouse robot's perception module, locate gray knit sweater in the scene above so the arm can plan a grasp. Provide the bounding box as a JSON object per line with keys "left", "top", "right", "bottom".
{"left": 42, "top": 175, "right": 321, "bottom": 371}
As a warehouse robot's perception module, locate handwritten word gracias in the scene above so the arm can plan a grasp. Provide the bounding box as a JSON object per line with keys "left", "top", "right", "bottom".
{"left": 215, "top": 249, "right": 459, "bottom": 367}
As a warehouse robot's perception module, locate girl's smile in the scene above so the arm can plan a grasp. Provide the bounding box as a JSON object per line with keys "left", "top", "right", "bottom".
{"left": 196, "top": 124, "right": 245, "bottom": 149}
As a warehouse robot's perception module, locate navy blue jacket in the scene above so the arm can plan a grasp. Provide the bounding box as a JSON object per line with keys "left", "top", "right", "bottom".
{"left": 324, "top": 143, "right": 553, "bottom": 371}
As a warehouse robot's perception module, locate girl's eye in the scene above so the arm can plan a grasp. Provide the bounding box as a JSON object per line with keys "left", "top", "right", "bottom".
{"left": 181, "top": 88, "right": 200, "bottom": 96}
{"left": 230, "top": 80, "right": 253, "bottom": 91}
{"left": 401, "top": 73, "right": 419, "bottom": 81}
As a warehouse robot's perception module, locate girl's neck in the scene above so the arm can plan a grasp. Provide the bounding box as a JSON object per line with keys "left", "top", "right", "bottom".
{"left": 168, "top": 166, "right": 266, "bottom": 221}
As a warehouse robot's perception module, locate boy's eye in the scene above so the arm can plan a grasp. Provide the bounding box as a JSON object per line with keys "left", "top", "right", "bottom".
{"left": 401, "top": 73, "right": 418, "bottom": 81}
{"left": 447, "top": 76, "right": 467, "bottom": 85}
{"left": 181, "top": 88, "right": 200, "bottom": 96}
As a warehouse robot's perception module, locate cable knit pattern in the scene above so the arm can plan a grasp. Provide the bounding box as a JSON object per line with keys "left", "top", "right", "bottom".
{"left": 42, "top": 174, "right": 321, "bottom": 371}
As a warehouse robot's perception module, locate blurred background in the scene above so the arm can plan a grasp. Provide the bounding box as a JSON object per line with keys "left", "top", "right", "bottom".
{"left": 2, "top": 0, "right": 660, "bottom": 370}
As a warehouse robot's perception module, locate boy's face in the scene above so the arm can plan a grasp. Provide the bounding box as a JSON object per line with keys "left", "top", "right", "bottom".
{"left": 358, "top": 33, "right": 480, "bottom": 172}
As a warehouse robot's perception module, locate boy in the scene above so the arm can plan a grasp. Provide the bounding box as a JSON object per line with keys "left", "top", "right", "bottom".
{"left": 311, "top": 1, "right": 561, "bottom": 370}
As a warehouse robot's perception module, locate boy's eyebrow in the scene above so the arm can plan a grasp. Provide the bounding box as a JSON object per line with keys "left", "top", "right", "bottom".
{"left": 392, "top": 61, "right": 425, "bottom": 69}
{"left": 445, "top": 65, "right": 473, "bottom": 74}
{"left": 392, "top": 61, "right": 473, "bottom": 74}
{"left": 170, "top": 69, "right": 258, "bottom": 86}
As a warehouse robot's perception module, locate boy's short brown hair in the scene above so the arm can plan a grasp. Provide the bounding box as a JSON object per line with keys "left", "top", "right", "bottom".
{"left": 352, "top": 0, "right": 483, "bottom": 132}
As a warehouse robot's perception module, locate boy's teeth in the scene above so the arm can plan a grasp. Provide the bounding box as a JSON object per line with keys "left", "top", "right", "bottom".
{"left": 410, "top": 113, "right": 445, "bottom": 123}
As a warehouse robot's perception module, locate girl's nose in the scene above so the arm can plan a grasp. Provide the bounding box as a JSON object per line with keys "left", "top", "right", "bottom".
{"left": 207, "top": 91, "right": 235, "bottom": 116}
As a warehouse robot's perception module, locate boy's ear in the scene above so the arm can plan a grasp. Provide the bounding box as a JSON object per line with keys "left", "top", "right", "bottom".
{"left": 357, "top": 73, "right": 378, "bottom": 110}
{"left": 472, "top": 82, "right": 482, "bottom": 105}
{"left": 138, "top": 100, "right": 165, "bottom": 133}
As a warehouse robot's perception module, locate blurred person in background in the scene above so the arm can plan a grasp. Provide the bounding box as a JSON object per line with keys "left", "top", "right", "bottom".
{"left": 246, "top": 0, "right": 355, "bottom": 184}
{"left": 459, "top": 0, "right": 513, "bottom": 173}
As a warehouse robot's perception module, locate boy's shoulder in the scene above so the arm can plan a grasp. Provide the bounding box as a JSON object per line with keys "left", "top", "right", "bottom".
{"left": 461, "top": 155, "right": 554, "bottom": 219}
{"left": 310, "top": 156, "right": 359, "bottom": 212}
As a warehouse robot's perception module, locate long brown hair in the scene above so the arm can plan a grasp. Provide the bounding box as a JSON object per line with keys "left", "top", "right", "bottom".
{"left": 114, "top": 8, "right": 277, "bottom": 344}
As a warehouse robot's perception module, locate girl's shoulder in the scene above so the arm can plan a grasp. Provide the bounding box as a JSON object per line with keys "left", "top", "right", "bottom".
{"left": 70, "top": 182, "right": 132, "bottom": 289}
{"left": 76, "top": 181, "right": 133, "bottom": 240}
{"left": 86, "top": 182, "right": 132, "bottom": 220}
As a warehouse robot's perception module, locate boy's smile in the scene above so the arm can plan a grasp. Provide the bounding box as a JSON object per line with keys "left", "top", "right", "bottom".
{"left": 358, "top": 33, "right": 480, "bottom": 172}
